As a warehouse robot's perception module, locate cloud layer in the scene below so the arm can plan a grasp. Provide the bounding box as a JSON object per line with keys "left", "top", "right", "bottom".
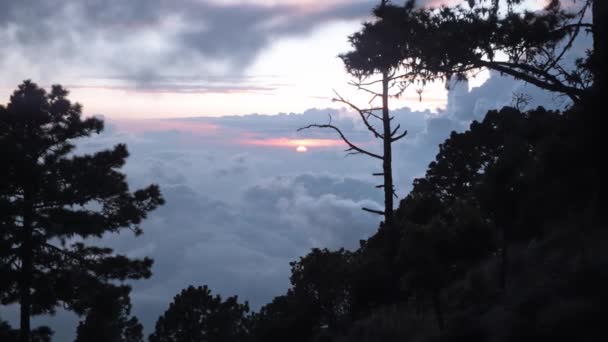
{"left": 0, "top": 0, "right": 458, "bottom": 95}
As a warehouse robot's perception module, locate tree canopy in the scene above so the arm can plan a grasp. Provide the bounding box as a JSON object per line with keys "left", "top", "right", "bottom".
{"left": 149, "top": 285, "right": 250, "bottom": 342}
{"left": 74, "top": 285, "right": 144, "bottom": 342}
{"left": 341, "top": 0, "right": 596, "bottom": 104}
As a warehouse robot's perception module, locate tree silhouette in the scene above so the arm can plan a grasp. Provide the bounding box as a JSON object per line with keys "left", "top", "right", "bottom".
{"left": 349, "top": 238, "right": 401, "bottom": 313}
{"left": 396, "top": 107, "right": 563, "bottom": 300}
{"left": 289, "top": 248, "right": 355, "bottom": 333}
{"left": 282, "top": 1, "right": 603, "bottom": 339}
{"left": 149, "top": 285, "right": 250, "bottom": 342}
{"left": 396, "top": 197, "right": 494, "bottom": 331}
{"left": 0, "top": 80, "right": 164, "bottom": 342}
{"left": 251, "top": 290, "right": 317, "bottom": 342}
{"left": 299, "top": 0, "right": 407, "bottom": 225}
{"left": 0, "top": 319, "right": 52, "bottom": 342}
{"left": 399, "top": 220, "right": 449, "bottom": 331}
{"left": 74, "top": 285, "right": 143, "bottom": 342}
{"left": 341, "top": 0, "right": 595, "bottom": 103}
{"left": 475, "top": 134, "right": 529, "bottom": 290}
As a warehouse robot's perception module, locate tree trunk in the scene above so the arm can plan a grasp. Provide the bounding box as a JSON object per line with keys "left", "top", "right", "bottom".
{"left": 19, "top": 188, "right": 33, "bottom": 342}
{"left": 382, "top": 70, "right": 393, "bottom": 225}
{"left": 431, "top": 289, "right": 444, "bottom": 332}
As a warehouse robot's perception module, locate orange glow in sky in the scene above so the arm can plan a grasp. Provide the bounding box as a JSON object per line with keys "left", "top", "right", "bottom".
{"left": 241, "top": 137, "right": 345, "bottom": 148}
{"left": 109, "top": 119, "right": 351, "bottom": 149}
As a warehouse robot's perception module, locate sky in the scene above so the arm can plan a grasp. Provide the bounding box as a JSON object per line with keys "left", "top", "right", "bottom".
{"left": 0, "top": 0, "right": 477, "bottom": 118}
{"left": 0, "top": 0, "right": 585, "bottom": 340}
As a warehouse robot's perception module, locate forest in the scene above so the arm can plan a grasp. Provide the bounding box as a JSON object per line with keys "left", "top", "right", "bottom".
{"left": 1, "top": 0, "right": 606, "bottom": 341}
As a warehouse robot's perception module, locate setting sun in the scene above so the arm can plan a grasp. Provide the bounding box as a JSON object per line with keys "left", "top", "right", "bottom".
{"left": 240, "top": 137, "right": 344, "bottom": 148}
{"left": 296, "top": 145, "right": 308, "bottom": 152}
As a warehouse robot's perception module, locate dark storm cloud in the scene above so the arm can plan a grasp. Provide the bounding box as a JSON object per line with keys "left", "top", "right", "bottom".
{"left": 0, "top": 0, "right": 379, "bottom": 84}
{"left": 175, "top": 2, "right": 369, "bottom": 64}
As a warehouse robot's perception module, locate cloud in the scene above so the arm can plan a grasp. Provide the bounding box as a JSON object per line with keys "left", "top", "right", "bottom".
{"left": 65, "top": 78, "right": 283, "bottom": 95}
{"left": 109, "top": 172, "right": 383, "bottom": 339}
{"left": 0, "top": 0, "right": 457, "bottom": 90}
{"left": 444, "top": 72, "right": 571, "bottom": 124}
{"left": 0, "top": 0, "right": 376, "bottom": 86}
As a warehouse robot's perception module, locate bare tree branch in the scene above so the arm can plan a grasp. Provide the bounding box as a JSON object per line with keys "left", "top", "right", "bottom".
{"left": 333, "top": 90, "right": 384, "bottom": 139}
{"left": 391, "top": 130, "right": 408, "bottom": 142}
{"left": 298, "top": 122, "right": 383, "bottom": 160}
{"left": 365, "top": 111, "right": 383, "bottom": 121}
{"left": 390, "top": 124, "right": 401, "bottom": 137}
{"left": 348, "top": 81, "right": 383, "bottom": 97}
{"left": 362, "top": 207, "right": 385, "bottom": 216}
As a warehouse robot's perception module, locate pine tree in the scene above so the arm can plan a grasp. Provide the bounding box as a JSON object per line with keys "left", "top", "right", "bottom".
{"left": 74, "top": 285, "right": 144, "bottom": 342}
{"left": 149, "top": 285, "right": 250, "bottom": 342}
{"left": 342, "top": 0, "right": 595, "bottom": 103}
{"left": 0, "top": 80, "right": 164, "bottom": 342}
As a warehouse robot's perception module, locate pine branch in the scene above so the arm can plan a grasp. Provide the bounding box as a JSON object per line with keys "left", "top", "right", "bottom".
{"left": 544, "top": 1, "right": 592, "bottom": 73}
{"left": 478, "top": 60, "right": 584, "bottom": 103}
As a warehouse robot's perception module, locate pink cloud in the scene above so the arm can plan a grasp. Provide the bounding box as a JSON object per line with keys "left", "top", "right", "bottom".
{"left": 240, "top": 137, "right": 345, "bottom": 148}
{"left": 108, "top": 118, "right": 363, "bottom": 151}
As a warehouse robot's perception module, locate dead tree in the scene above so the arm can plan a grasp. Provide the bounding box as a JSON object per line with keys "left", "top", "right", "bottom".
{"left": 298, "top": 69, "right": 407, "bottom": 225}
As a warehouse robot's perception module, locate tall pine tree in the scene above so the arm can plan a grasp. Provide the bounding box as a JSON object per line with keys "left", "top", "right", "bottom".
{"left": 0, "top": 80, "right": 164, "bottom": 342}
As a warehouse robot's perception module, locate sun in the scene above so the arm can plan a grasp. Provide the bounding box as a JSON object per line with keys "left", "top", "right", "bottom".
{"left": 296, "top": 145, "right": 308, "bottom": 152}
